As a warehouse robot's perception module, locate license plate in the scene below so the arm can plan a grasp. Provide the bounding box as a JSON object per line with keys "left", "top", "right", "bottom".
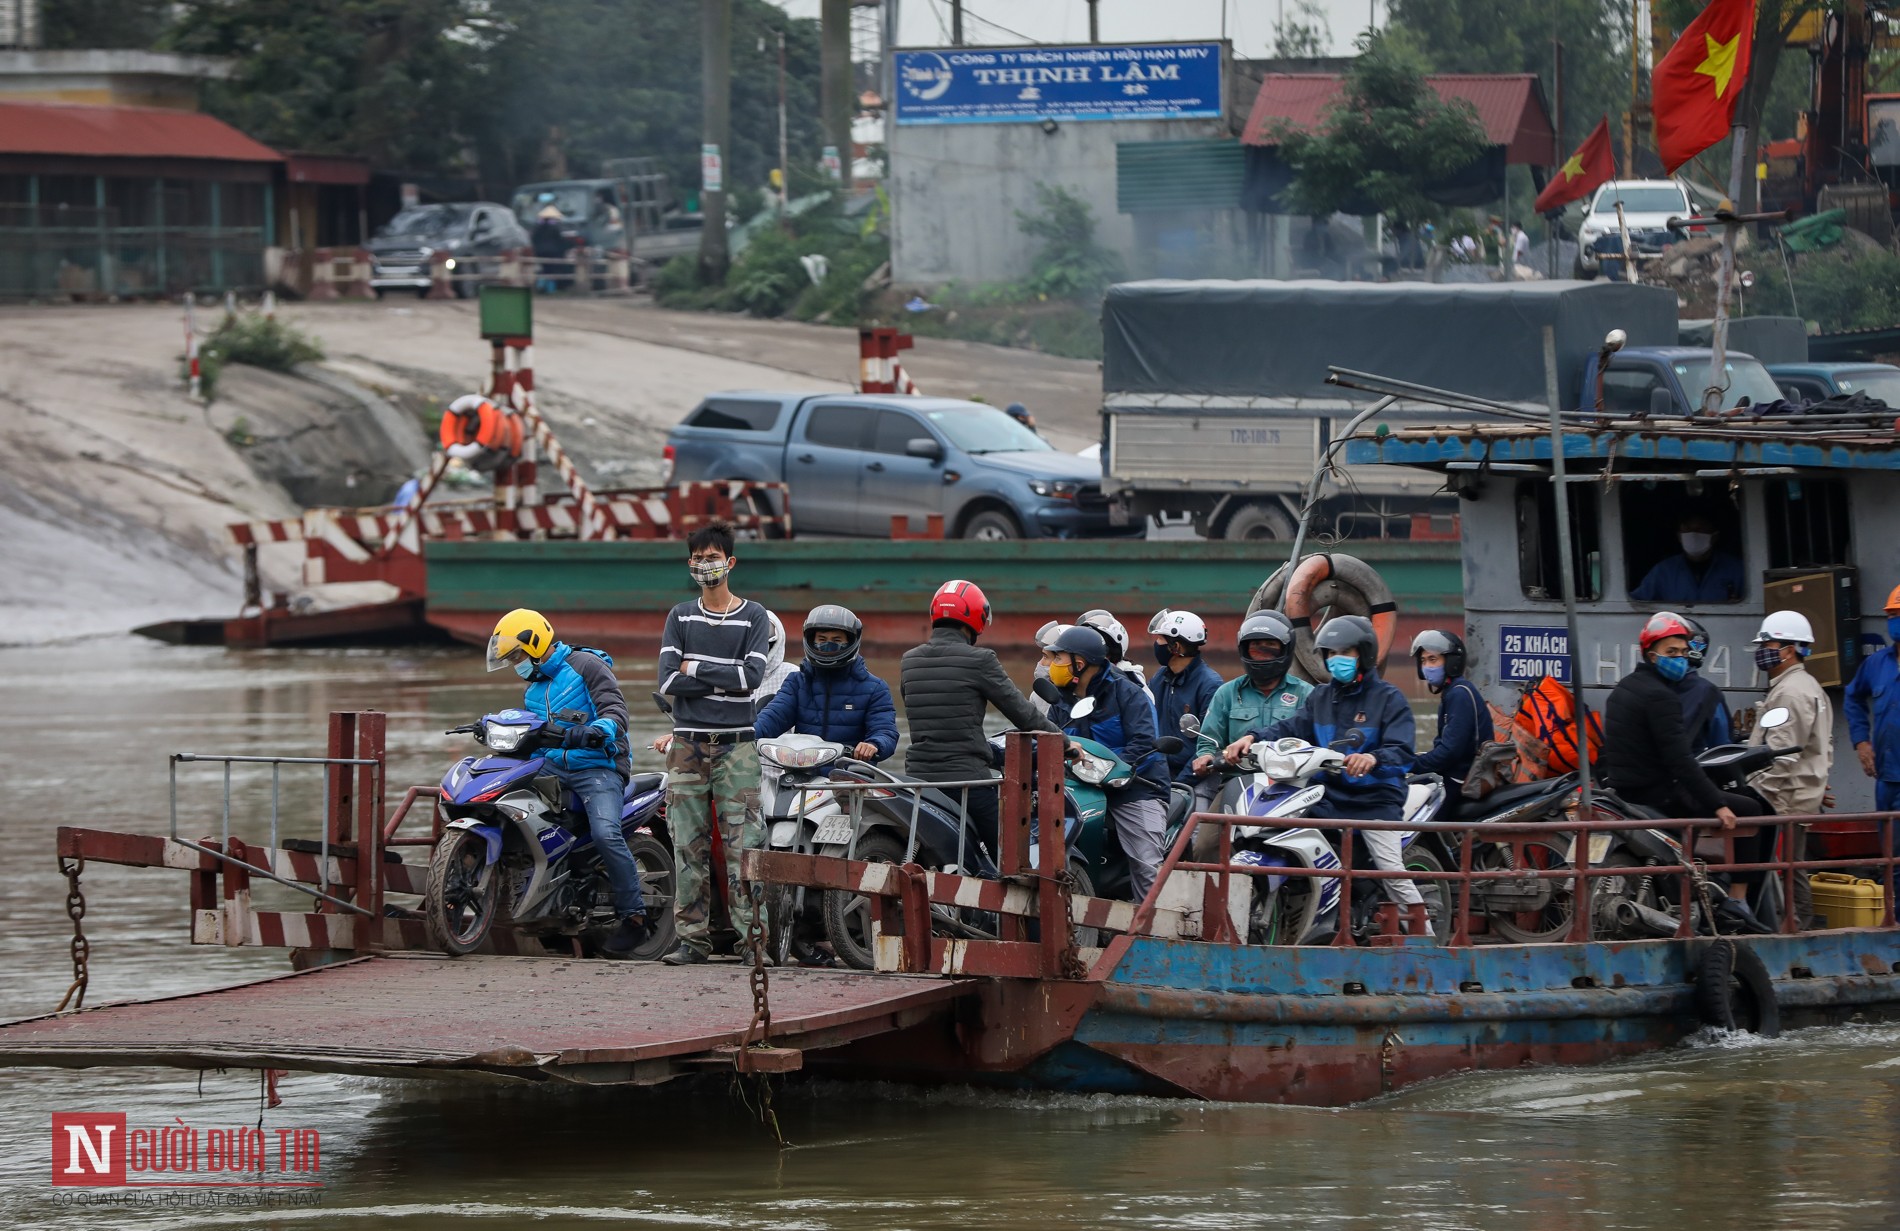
{"left": 813, "top": 816, "right": 854, "bottom": 846}
{"left": 1566, "top": 833, "right": 1613, "bottom": 864}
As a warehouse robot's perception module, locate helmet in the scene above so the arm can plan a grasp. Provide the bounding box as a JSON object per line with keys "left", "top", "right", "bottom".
{"left": 1314, "top": 615, "right": 1380, "bottom": 678}
{"left": 1148, "top": 608, "right": 1208, "bottom": 647}
{"left": 803, "top": 603, "right": 864, "bottom": 668}
{"left": 1409, "top": 629, "right": 1467, "bottom": 679}
{"left": 1885, "top": 584, "right": 1900, "bottom": 615}
{"left": 1679, "top": 614, "right": 1711, "bottom": 668}
{"left": 1753, "top": 610, "right": 1815, "bottom": 645}
{"left": 1035, "top": 620, "right": 1072, "bottom": 651}
{"left": 930, "top": 579, "right": 992, "bottom": 636}
{"left": 1077, "top": 609, "right": 1129, "bottom": 662}
{"left": 487, "top": 608, "right": 554, "bottom": 671}
{"left": 1238, "top": 610, "right": 1295, "bottom": 685}
{"left": 1050, "top": 624, "right": 1110, "bottom": 667}
{"left": 763, "top": 611, "right": 786, "bottom": 675}
{"left": 1639, "top": 611, "right": 1693, "bottom": 652}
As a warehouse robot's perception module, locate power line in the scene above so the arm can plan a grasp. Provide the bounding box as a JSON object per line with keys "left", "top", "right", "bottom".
{"left": 958, "top": 3, "right": 1034, "bottom": 44}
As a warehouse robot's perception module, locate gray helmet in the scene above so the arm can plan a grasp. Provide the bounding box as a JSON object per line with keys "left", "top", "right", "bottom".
{"left": 1238, "top": 610, "right": 1296, "bottom": 685}
{"left": 1409, "top": 629, "right": 1467, "bottom": 680}
{"left": 803, "top": 603, "right": 863, "bottom": 669}
{"left": 1076, "top": 609, "right": 1128, "bottom": 662}
{"left": 1051, "top": 623, "right": 1110, "bottom": 667}
{"left": 1315, "top": 615, "right": 1380, "bottom": 677}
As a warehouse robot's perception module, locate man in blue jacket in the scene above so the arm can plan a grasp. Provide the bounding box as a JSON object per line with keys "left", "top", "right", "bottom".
{"left": 1847, "top": 584, "right": 1900, "bottom": 813}
{"left": 487, "top": 607, "right": 649, "bottom": 959}
{"left": 1222, "top": 615, "right": 1422, "bottom": 911}
{"left": 1044, "top": 624, "right": 1168, "bottom": 900}
{"left": 1410, "top": 629, "right": 1486, "bottom": 793}
{"left": 754, "top": 605, "right": 899, "bottom": 762}
{"left": 1147, "top": 608, "right": 1223, "bottom": 783}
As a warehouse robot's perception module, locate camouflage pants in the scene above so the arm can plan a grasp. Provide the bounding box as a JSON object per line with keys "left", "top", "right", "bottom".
{"left": 665, "top": 736, "right": 766, "bottom": 955}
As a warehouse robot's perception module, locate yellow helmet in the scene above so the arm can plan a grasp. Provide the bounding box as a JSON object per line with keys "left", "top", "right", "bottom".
{"left": 487, "top": 608, "right": 555, "bottom": 672}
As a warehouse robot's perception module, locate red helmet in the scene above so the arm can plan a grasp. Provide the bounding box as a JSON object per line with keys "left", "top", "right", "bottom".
{"left": 930, "top": 579, "right": 992, "bottom": 636}
{"left": 1639, "top": 611, "right": 1693, "bottom": 652}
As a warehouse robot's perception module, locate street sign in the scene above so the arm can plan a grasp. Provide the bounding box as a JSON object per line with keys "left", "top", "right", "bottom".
{"left": 894, "top": 41, "right": 1223, "bottom": 126}
{"left": 1499, "top": 625, "right": 1572, "bottom": 684}
{"left": 701, "top": 144, "right": 724, "bottom": 194}
{"left": 478, "top": 285, "right": 532, "bottom": 340}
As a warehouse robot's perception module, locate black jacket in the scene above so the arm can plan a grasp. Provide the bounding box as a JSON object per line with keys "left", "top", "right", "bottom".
{"left": 1600, "top": 661, "right": 1725, "bottom": 815}
{"left": 900, "top": 627, "right": 1056, "bottom": 781}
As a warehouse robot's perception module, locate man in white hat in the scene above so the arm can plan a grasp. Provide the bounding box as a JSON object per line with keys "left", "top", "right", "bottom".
{"left": 1747, "top": 609, "right": 1834, "bottom": 928}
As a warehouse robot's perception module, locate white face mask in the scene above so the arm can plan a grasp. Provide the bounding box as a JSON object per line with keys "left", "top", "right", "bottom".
{"left": 1679, "top": 532, "right": 1713, "bottom": 559}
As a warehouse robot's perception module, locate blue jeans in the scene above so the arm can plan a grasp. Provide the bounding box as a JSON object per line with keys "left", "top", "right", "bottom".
{"left": 561, "top": 766, "right": 644, "bottom": 918}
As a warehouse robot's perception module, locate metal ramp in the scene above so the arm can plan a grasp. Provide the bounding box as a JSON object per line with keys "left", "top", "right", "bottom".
{"left": 0, "top": 955, "right": 973, "bottom": 1086}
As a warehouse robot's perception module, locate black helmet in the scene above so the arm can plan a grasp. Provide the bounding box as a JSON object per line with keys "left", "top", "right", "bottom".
{"left": 1051, "top": 623, "right": 1110, "bottom": 667}
{"left": 1238, "top": 610, "right": 1295, "bottom": 686}
{"left": 1680, "top": 614, "right": 1711, "bottom": 669}
{"left": 802, "top": 603, "right": 863, "bottom": 670}
{"left": 1409, "top": 629, "right": 1467, "bottom": 682}
{"left": 1314, "top": 615, "right": 1380, "bottom": 678}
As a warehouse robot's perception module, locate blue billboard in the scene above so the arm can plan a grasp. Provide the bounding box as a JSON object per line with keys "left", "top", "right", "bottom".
{"left": 893, "top": 42, "right": 1224, "bottom": 126}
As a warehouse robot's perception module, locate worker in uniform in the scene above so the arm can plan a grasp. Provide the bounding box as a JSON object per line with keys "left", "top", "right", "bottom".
{"left": 486, "top": 608, "right": 650, "bottom": 959}
{"left": 1748, "top": 610, "right": 1834, "bottom": 929}
{"left": 1846, "top": 584, "right": 1900, "bottom": 816}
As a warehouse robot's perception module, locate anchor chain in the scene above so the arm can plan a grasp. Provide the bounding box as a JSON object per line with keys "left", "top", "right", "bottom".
{"left": 56, "top": 854, "right": 89, "bottom": 1013}
{"left": 1053, "top": 866, "right": 1088, "bottom": 981}
{"left": 734, "top": 881, "right": 785, "bottom": 1147}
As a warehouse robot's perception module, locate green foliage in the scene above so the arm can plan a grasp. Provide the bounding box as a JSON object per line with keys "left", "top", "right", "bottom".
{"left": 1013, "top": 184, "right": 1124, "bottom": 301}
{"left": 42, "top": 0, "right": 173, "bottom": 48}
{"left": 726, "top": 227, "right": 805, "bottom": 317}
{"left": 1748, "top": 248, "right": 1900, "bottom": 333}
{"left": 1273, "top": 31, "right": 1491, "bottom": 226}
{"left": 653, "top": 253, "right": 701, "bottom": 300}
{"left": 192, "top": 312, "right": 326, "bottom": 403}
{"left": 1272, "top": 0, "right": 1332, "bottom": 59}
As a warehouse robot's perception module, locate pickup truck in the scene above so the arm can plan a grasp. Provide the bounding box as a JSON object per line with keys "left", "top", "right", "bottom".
{"left": 1580, "top": 346, "right": 1785, "bottom": 414}
{"left": 665, "top": 393, "right": 1133, "bottom": 539}
{"left": 1766, "top": 362, "right": 1900, "bottom": 405}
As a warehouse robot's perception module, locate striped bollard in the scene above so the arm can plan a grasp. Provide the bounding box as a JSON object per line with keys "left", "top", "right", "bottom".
{"left": 343, "top": 248, "right": 375, "bottom": 299}
{"left": 184, "top": 295, "right": 202, "bottom": 400}
{"left": 426, "top": 250, "right": 456, "bottom": 301}
{"left": 605, "top": 248, "right": 631, "bottom": 293}
{"left": 308, "top": 248, "right": 339, "bottom": 300}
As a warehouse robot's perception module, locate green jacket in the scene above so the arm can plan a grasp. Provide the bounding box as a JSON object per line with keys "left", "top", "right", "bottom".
{"left": 1196, "top": 674, "right": 1314, "bottom": 759}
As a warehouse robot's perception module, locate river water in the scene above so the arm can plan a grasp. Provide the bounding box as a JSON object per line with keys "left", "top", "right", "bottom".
{"left": 3, "top": 638, "right": 1899, "bottom": 1229}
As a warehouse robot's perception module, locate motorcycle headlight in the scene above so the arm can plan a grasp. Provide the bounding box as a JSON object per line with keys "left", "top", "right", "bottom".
{"left": 484, "top": 723, "right": 530, "bottom": 753}
{"left": 760, "top": 742, "right": 841, "bottom": 770}
{"left": 1071, "top": 751, "right": 1113, "bottom": 785}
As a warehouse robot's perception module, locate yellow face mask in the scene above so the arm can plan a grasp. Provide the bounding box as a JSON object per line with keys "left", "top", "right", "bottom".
{"left": 1048, "top": 660, "right": 1075, "bottom": 688}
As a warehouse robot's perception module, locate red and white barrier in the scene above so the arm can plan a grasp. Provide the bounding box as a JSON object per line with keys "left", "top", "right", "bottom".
{"left": 308, "top": 248, "right": 339, "bottom": 300}
{"left": 183, "top": 295, "right": 202, "bottom": 400}
{"left": 604, "top": 248, "right": 632, "bottom": 293}
{"left": 859, "top": 326, "right": 920, "bottom": 394}
{"left": 426, "top": 250, "right": 456, "bottom": 301}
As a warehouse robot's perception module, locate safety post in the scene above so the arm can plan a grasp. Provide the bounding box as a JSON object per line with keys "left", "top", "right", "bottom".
{"left": 308, "top": 247, "right": 339, "bottom": 300}
{"left": 858, "top": 326, "right": 918, "bottom": 394}
{"left": 426, "top": 250, "right": 456, "bottom": 300}
{"left": 183, "top": 295, "right": 202, "bottom": 400}
{"left": 1033, "top": 731, "right": 1071, "bottom": 977}
{"left": 998, "top": 733, "right": 1035, "bottom": 942}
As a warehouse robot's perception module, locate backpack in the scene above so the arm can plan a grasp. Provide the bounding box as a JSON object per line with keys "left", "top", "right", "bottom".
{"left": 1512, "top": 675, "right": 1602, "bottom": 781}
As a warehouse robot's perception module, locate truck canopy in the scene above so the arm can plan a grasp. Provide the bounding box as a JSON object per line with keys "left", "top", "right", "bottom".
{"left": 1101, "top": 279, "right": 1679, "bottom": 406}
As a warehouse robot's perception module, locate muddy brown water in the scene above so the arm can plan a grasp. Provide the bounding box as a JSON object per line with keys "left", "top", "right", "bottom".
{"left": 2, "top": 638, "right": 1898, "bottom": 1229}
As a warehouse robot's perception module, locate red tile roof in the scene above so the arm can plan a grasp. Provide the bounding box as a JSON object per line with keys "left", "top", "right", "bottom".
{"left": 0, "top": 101, "right": 282, "bottom": 162}
{"left": 1243, "top": 72, "right": 1556, "bottom": 166}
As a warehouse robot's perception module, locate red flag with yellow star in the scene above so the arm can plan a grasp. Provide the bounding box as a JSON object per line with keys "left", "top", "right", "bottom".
{"left": 1534, "top": 118, "right": 1616, "bottom": 213}
{"left": 1652, "top": 0, "right": 1757, "bottom": 174}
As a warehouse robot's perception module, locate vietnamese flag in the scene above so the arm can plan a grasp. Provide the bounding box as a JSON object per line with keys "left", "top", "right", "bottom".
{"left": 1534, "top": 118, "right": 1616, "bottom": 213}
{"left": 1652, "top": 0, "right": 1757, "bottom": 174}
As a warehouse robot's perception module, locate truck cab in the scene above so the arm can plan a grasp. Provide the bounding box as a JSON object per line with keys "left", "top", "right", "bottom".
{"left": 1578, "top": 346, "right": 1785, "bottom": 415}
{"left": 1766, "top": 362, "right": 1900, "bottom": 406}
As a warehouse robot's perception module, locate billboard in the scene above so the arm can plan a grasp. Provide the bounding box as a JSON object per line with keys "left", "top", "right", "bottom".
{"left": 893, "top": 42, "right": 1223, "bottom": 126}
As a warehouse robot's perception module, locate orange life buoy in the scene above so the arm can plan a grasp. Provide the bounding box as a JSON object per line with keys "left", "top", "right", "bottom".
{"left": 438, "top": 396, "right": 522, "bottom": 467}
{"left": 1251, "top": 552, "right": 1399, "bottom": 680}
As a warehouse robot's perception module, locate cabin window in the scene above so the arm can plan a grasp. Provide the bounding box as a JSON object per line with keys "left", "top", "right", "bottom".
{"left": 1599, "top": 367, "right": 1669, "bottom": 415}
{"left": 1764, "top": 478, "right": 1852, "bottom": 568}
{"left": 803, "top": 405, "right": 871, "bottom": 449}
{"left": 1516, "top": 480, "right": 1602, "bottom": 601}
{"left": 1620, "top": 486, "right": 1746, "bottom": 605}
{"left": 685, "top": 398, "right": 780, "bottom": 432}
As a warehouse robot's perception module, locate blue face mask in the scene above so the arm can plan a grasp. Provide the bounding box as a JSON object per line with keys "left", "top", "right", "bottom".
{"left": 1326, "top": 655, "right": 1360, "bottom": 684}
{"left": 1421, "top": 664, "right": 1447, "bottom": 687}
{"left": 1889, "top": 616, "right": 1900, "bottom": 643}
{"left": 513, "top": 658, "right": 537, "bottom": 681}
{"left": 1652, "top": 654, "right": 1690, "bottom": 682}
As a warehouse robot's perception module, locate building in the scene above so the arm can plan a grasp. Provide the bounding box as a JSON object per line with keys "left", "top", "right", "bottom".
{"left": 0, "top": 48, "right": 231, "bottom": 109}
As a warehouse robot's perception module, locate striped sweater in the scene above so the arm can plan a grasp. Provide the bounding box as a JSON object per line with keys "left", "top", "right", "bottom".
{"left": 657, "top": 597, "right": 774, "bottom": 732}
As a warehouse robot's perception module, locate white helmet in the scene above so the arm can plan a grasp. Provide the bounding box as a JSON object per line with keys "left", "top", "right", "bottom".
{"left": 1077, "top": 609, "right": 1129, "bottom": 661}
{"left": 1148, "top": 608, "right": 1208, "bottom": 646}
{"left": 1035, "top": 620, "right": 1072, "bottom": 651}
{"left": 1752, "top": 610, "right": 1815, "bottom": 645}
{"left": 764, "top": 610, "right": 786, "bottom": 672}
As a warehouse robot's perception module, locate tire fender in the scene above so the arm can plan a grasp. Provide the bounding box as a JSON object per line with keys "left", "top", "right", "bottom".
{"left": 1251, "top": 553, "right": 1399, "bottom": 681}
{"left": 445, "top": 818, "right": 503, "bottom": 865}
{"left": 1696, "top": 938, "right": 1781, "bottom": 1037}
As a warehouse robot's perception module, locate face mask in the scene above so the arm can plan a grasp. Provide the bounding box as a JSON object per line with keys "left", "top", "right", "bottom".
{"left": 512, "top": 658, "right": 537, "bottom": 681}
{"left": 688, "top": 558, "right": 730, "bottom": 588}
{"left": 1653, "top": 654, "right": 1690, "bottom": 682}
{"left": 1048, "top": 661, "right": 1074, "bottom": 689}
{"left": 1421, "top": 664, "right": 1447, "bottom": 687}
{"left": 1679, "top": 532, "right": 1713, "bottom": 559}
{"left": 1753, "top": 644, "right": 1784, "bottom": 673}
{"left": 1034, "top": 660, "right": 1051, "bottom": 682}
{"left": 1153, "top": 642, "right": 1177, "bottom": 667}
{"left": 1889, "top": 616, "right": 1900, "bottom": 643}
{"left": 1326, "top": 655, "right": 1359, "bottom": 685}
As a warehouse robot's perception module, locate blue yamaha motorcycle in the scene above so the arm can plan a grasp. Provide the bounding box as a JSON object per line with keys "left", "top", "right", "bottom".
{"left": 425, "top": 708, "right": 676, "bottom": 959}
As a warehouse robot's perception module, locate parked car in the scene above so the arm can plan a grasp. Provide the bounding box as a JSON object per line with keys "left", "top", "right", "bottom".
{"left": 665, "top": 393, "right": 1137, "bottom": 539}
{"left": 1767, "top": 362, "right": 1900, "bottom": 406}
{"left": 366, "top": 203, "right": 529, "bottom": 296}
{"left": 1574, "top": 179, "right": 1694, "bottom": 278}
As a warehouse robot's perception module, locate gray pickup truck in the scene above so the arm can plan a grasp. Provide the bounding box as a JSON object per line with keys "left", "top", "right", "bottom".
{"left": 665, "top": 392, "right": 1133, "bottom": 539}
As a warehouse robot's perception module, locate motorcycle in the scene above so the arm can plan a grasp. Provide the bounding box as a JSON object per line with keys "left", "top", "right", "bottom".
{"left": 1218, "top": 735, "right": 1451, "bottom": 945}
{"left": 758, "top": 731, "right": 890, "bottom": 967}
{"left": 424, "top": 708, "right": 676, "bottom": 959}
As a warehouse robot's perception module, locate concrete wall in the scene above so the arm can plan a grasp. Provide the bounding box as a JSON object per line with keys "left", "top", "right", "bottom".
{"left": 889, "top": 114, "right": 1227, "bottom": 285}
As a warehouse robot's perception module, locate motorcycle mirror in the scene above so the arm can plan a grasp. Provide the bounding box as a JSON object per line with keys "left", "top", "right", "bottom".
{"left": 1178, "top": 713, "right": 1202, "bottom": 735}
{"left": 1032, "top": 677, "right": 1062, "bottom": 705}
{"left": 1155, "top": 736, "right": 1185, "bottom": 756}
{"left": 1329, "top": 730, "right": 1366, "bottom": 751}
{"left": 1069, "top": 696, "right": 1097, "bottom": 721}
{"left": 651, "top": 692, "right": 673, "bottom": 715}
{"left": 1759, "top": 706, "right": 1791, "bottom": 730}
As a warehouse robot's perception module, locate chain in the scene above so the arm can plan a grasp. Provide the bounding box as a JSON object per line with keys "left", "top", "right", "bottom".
{"left": 733, "top": 881, "right": 785, "bottom": 1147}
{"left": 55, "top": 854, "right": 89, "bottom": 1013}
{"left": 1052, "top": 867, "right": 1088, "bottom": 981}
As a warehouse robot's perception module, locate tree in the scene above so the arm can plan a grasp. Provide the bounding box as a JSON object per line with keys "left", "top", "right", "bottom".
{"left": 41, "top": 0, "right": 174, "bottom": 48}
{"left": 1273, "top": 31, "right": 1491, "bottom": 225}
{"left": 1273, "top": 0, "right": 1333, "bottom": 60}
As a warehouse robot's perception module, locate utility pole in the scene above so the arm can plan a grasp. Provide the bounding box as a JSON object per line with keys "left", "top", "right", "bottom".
{"left": 777, "top": 29, "right": 790, "bottom": 215}
{"left": 1550, "top": 36, "right": 1564, "bottom": 279}
{"left": 951, "top": 0, "right": 963, "bottom": 45}
{"left": 1087, "top": 0, "right": 1099, "bottom": 43}
{"left": 698, "top": 0, "right": 732, "bottom": 284}
{"left": 822, "top": 0, "right": 853, "bottom": 192}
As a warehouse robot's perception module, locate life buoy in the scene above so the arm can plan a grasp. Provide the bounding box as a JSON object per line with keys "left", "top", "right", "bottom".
{"left": 1250, "top": 553, "right": 1399, "bottom": 683}
{"left": 1695, "top": 938, "right": 1781, "bottom": 1037}
{"left": 437, "top": 394, "right": 522, "bottom": 471}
